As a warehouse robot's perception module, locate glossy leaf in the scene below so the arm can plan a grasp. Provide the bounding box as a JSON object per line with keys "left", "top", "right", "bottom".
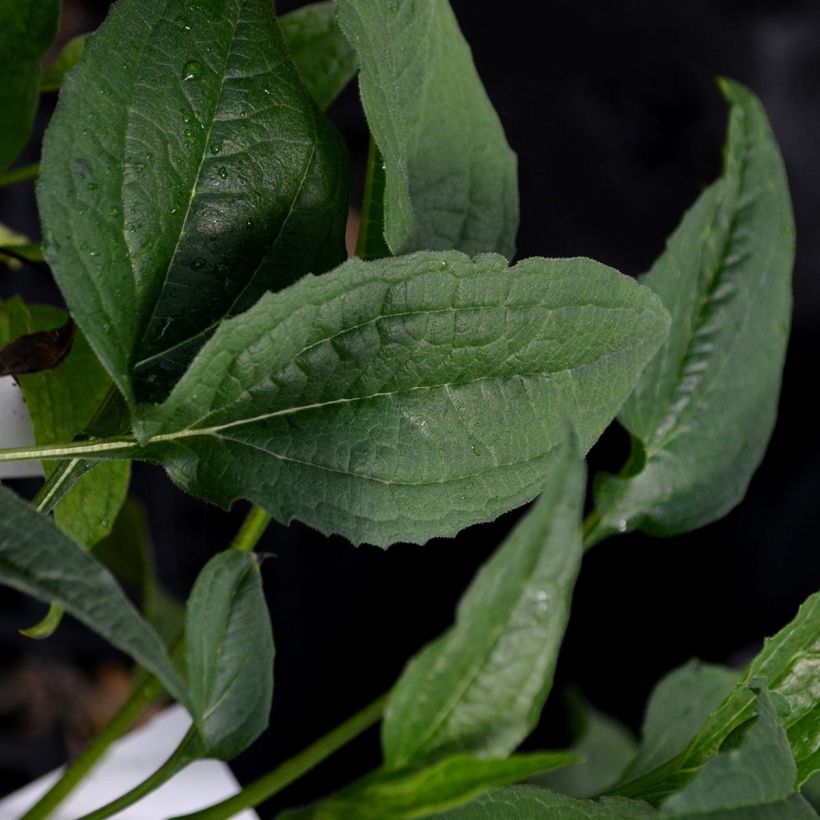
{"left": 38, "top": 0, "right": 350, "bottom": 406}
{"left": 624, "top": 660, "right": 738, "bottom": 781}
{"left": 438, "top": 786, "right": 653, "bottom": 819}
{"left": 0, "top": 485, "right": 187, "bottom": 705}
{"left": 590, "top": 80, "right": 794, "bottom": 542}
{"left": 337, "top": 0, "right": 518, "bottom": 258}
{"left": 40, "top": 33, "right": 87, "bottom": 93}
{"left": 133, "top": 250, "right": 669, "bottom": 547}
{"left": 0, "top": 0, "right": 59, "bottom": 168}
{"left": 281, "top": 2, "right": 357, "bottom": 110}
{"left": 185, "top": 550, "right": 273, "bottom": 759}
{"left": 281, "top": 752, "right": 578, "bottom": 819}
{"left": 0, "top": 297, "right": 130, "bottom": 548}
{"left": 383, "top": 435, "right": 585, "bottom": 766}
{"left": 531, "top": 696, "right": 638, "bottom": 799}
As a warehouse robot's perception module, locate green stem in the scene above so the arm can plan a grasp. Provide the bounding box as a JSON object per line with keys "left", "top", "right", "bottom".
{"left": 21, "top": 675, "right": 165, "bottom": 820}
{"left": 76, "top": 728, "right": 202, "bottom": 820}
{"left": 356, "top": 137, "right": 391, "bottom": 261}
{"left": 0, "top": 436, "right": 138, "bottom": 464}
{"left": 0, "top": 162, "right": 40, "bottom": 187}
{"left": 230, "top": 506, "right": 271, "bottom": 553}
{"left": 170, "top": 694, "right": 388, "bottom": 820}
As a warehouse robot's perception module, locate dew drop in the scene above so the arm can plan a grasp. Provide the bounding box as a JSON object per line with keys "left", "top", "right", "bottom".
{"left": 182, "top": 60, "right": 203, "bottom": 81}
{"left": 191, "top": 258, "right": 206, "bottom": 270}
{"left": 87, "top": 181, "right": 99, "bottom": 191}
{"left": 209, "top": 141, "right": 222, "bottom": 154}
{"left": 217, "top": 166, "right": 228, "bottom": 179}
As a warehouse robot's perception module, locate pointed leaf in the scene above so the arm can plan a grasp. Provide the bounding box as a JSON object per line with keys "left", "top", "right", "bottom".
{"left": 0, "top": 0, "right": 59, "bottom": 168}
{"left": 185, "top": 550, "right": 273, "bottom": 759}
{"left": 437, "top": 786, "right": 653, "bottom": 819}
{"left": 337, "top": 0, "right": 518, "bottom": 258}
{"left": 591, "top": 80, "right": 794, "bottom": 541}
{"left": 38, "top": 0, "right": 350, "bottom": 406}
{"left": 281, "top": 753, "right": 578, "bottom": 819}
{"left": 134, "top": 250, "right": 669, "bottom": 547}
{"left": 624, "top": 660, "right": 739, "bottom": 781}
{"left": 281, "top": 2, "right": 357, "bottom": 110}
{"left": 383, "top": 435, "right": 585, "bottom": 766}
{"left": 0, "top": 485, "right": 187, "bottom": 705}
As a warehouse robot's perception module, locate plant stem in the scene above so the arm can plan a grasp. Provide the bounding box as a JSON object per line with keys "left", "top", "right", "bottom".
{"left": 230, "top": 506, "right": 271, "bottom": 552}
{"left": 76, "top": 728, "right": 202, "bottom": 820}
{"left": 0, "top": 162, "right": 40, "bottom": 187}
{"left": 170, "top": 694, "right": 388, "bottom": 820}
{"left": 21, "top": 675, "right": 165, "bottom": 820}
{"left": 0, "top": 436, "right": 137, "bottom": 463}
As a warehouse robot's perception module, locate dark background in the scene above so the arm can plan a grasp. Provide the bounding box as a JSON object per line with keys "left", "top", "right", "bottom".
{"left": 2, "top": 0, "right": 819, "bottom": 815}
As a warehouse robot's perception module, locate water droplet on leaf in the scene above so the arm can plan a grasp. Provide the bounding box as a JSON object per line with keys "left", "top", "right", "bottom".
{"left": 183, "top": 60, "right": 203, "bottom": 81}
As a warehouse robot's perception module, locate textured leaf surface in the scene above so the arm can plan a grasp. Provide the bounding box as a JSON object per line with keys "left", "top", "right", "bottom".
{"left": 280, "top": 753, "right": 578, "bottom": 819}
{"left": 531, "top": 697, "right": 638, "bottom": 799}
{"left": 591, "top": 80, "right": 794, "bottom": 540}
{"left": 40, "top": 33, "right": 87, "bottom": 92}
{"left": 0, "top": 297, "right": 129, "bottom": 548}
{"left": 383, "top": 436, "right": 585, "bottom": 766}
{"left": 38, "top": 0, "right": 349, "bottom": 406}
{"left": 0, "top": 0, "right": 59, "bottom": 168}
{"left": 437, "top": 786, "right": 652, "bottom": 819}
{"left": 186, "top": 550, "right": 273, "bottom": 759}
{"left": 337, "top": 0, "right": 518, "bottom": 258}
{"left": 281, "top": 1, "right": 357, "bottom": 110}
{"left": 624, "top": 660, "right": 739, "bottom": 781}
{"left": 661, "top": 688, "right": 797, "bottom": 816}
{"left": 617, "top": 592, "right": 820, "bottom": 802}
{"left": 0, "top": 485, "right": 187, "bottom": 704}
{"left": 136, "top": 250, "right": 669, "bottom": 547}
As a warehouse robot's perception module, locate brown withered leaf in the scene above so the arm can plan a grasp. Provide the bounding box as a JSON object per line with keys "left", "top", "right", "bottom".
{"left": 0, "top": 319, "right": 75, "bottom": 376}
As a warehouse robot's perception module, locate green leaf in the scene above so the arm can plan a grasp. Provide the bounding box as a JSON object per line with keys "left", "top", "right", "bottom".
{"left": 0, "top": 485, "right": 187, "bottom": 705}
{"left": 436, "top": 785, "right": 653, "bottom": 819}
{"left": 280, "top": 753, "right": 578, "bottom": 819}
{"left": 185, "top": 550, "right": 273, "bottom": 759}
{"left": 0, "top": 297, "right": 130, "bottom": 548}
{"left": 0, "top": 0, "right": 59, "bottom": 168}
{"left": 624, "top": 660, "right": 739, "bottom": 781}
{"left": 531, "top": 695, "right": 638, "bottom": 799}
{"left": 0, "top": 223, "right": 39, "bottom": 269}
{"left": 590, "top": 79, "right": 794, "bottom": 542}
{"left": 337, "top": 0, "right": 518, "bottom": 258}
{"left": 616, "top": 592, "right": 820, "bottom": 802}
{"left": 383, "top": 435, "right": 585, "bottom": 766}
{"left": 661, "top": 687, "right": 797, "bottom": 816}
{"left": 280, "top": 2, "right": 357, "bottom": 110}
{"left": 355, "top": 137, "right": 391, "bottom": 261}
{"left": 134, "top": 250, "right": 669, "bottom": 547}
{"left": 38, "top": 0, "right": 350, "bottom": 406}
{"left": 40, "top": 33, "right": 87, "bottom": 93}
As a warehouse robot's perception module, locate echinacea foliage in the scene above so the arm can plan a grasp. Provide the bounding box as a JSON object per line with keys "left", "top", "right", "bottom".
{"left": 0, "top": 1, "right": 815, "bottom": 818}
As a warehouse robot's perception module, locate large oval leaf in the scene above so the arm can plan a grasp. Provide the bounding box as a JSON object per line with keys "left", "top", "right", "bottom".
{"left": 590, "top": 80, "right": 795, "bottom": 542}
{"left": 0, "top": 0, "right": 59, "bottom": 168}
{"left": 134, "top": 250, "right": 669, "bottom": 547}
{"left": 38, "top": 0, "right": 350, "bottom": 406}
{"left": 185, "top": 550, "right": 273, "bottom": 759}
{"left": 0, "top": 485, "right": 187, "bottom": 705}
{"left": 337, "top": 0, "right": 518, "bottom": 258}
{"left": 383, "top": 435, "right": 585, "bottom": 766}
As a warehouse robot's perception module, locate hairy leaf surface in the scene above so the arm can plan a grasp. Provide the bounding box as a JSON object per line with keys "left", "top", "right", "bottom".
{"left": 0, "top": 0, "right": 59, "bottom": 168}
{"left": 281, "top": 753, "right": 577, "bottom": 819}
{"left": 135, "top": 250, "right": 669, "bottom": 547}
{"left": 591, "top": 80, "right": 794, "bottom": 541}
{"left": 0, "top": 485, "right": 187, "bottom": 705}
{"left": 38, "top": 0, "right": 349, "bottom": 406}
{"left": 186, "top": 550, "right": 273, "bottom": 759}
{"left": 337, "top": 0, "right": 518, "bottom": 258}
{"left": 383, "top": 435, "right": 585, "bottom": 766}
{"left": 281, "top": 2, "right": 357, "bottom": 110}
